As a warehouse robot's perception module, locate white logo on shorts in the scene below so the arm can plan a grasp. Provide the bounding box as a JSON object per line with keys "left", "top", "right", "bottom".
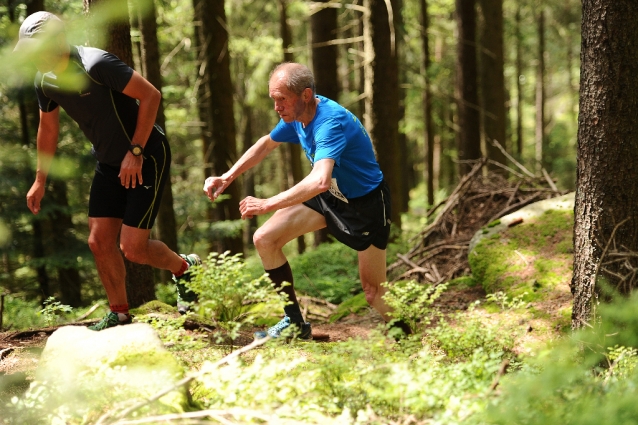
{"left": 329, "top": 178, "right": 348, "bottom": 203}
{"left": 144, "top": 186, "right": 152, "bottom": 189}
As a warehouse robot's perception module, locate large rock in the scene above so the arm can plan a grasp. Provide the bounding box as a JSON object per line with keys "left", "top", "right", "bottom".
{"left": 16, "top": 323, "right": 188, "bottom": 422}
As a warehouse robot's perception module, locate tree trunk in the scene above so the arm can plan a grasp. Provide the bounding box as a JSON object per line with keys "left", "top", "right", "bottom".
{"left": 535, "top": 3, "right": 546, "bottom": 175}
{"left": 515, "top": 4, "right": 524, "bottom": 158}
{"left": 310, "top": 0, "right": 339, "bottom": 247}
{"left": 455, "top": 0, "right": 481, "bottom": 176}
{"left": 420, "top": 0, "right": 435, "bottom": 206}
{"left": 572, "top": 0, "right": 638, "bottom": 328}
{"left": 138, "top": 0, "right": 179, "bottom": 284}
{"left": 84, "top": 0, "right": 155, "bottom": 307}
{"left": 478, "top": 0, "right": 507, "bottom": 170}
{"left": 193, "top": 0, "right": 243, "bottom": 255}
{"left": 363, "top": 0, "right": 402, "bottom": 229}
{"left": 278, "top": 0, "right": 306, "bottom": 253}
{"left": 48, "top": 179, "right": 82, "bottom": 307}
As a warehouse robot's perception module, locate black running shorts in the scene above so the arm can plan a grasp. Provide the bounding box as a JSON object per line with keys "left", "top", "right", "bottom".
{"left": 303, "top": 180, "right": 392, "bottom": 251}
{"left": 88, "top": 137, "right": 170, "bottom": 229}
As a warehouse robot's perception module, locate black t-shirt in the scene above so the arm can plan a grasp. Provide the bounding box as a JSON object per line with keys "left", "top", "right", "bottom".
{"left": 34, "top": 45, "right": 164, "bottom": 166}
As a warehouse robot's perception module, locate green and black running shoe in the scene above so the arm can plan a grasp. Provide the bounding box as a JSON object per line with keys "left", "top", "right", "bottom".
{"left": 173, "top": 253, "right": 202, "bottom": 315}
{"left": 88, "top": 311, "right": 132, "bottom": 331}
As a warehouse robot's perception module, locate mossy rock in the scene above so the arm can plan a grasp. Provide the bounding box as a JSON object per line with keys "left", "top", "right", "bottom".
{"left": 469, "top": 208, "right": 573, "bottom": 303}
{"left": 329, "top": 292, "right": 369, "bottom": 323}
{"left": 131, "top": 300, "right": 178, "bottom": 316}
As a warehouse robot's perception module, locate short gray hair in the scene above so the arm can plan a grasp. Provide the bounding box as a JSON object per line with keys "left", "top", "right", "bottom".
{"left": 270, "top": 62, "right": 315, "bottom": 96}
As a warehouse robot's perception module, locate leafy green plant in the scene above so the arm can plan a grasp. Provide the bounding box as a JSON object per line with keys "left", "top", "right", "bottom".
{"left": 428, "top": 302, "right": 514, "bottom": 361}
{"left": 186, "top": 252, "right": 288, "bottom": 343}
{"left": 38, "top": 297, "right": 73, "bottom": 327}
{"left": 382, "top": 280, "right": 447, "bottom": 333}
{"left": 486, "top": 291, "right": 528, "bottom": 310}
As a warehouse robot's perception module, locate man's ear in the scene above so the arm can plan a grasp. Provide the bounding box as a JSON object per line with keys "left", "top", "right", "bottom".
{"left": 303, "top": 87, "right": 312, "bottom": 102}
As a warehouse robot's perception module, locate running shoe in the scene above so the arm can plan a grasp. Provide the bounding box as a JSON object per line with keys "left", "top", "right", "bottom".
{"left": 88, "top": 311, "right": 132, "bottom": 331}
{"left": 254, "top": 315, "right": 312, "bottom": 340}
{"left": 173, "top": 253, "right": 202, "bottom": 315}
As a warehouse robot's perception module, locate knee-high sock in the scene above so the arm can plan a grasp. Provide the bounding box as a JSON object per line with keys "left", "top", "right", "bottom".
{"left": 266, "top": 262, "right": 304, "bottom": 323}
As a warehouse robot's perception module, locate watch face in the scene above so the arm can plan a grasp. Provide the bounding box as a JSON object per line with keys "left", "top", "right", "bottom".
{"left": 131, "top": 145, "right": 143, "bottom": 156}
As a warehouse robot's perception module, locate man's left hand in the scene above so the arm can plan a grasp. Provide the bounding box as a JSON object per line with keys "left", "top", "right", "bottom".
{"left": 239, "top": 196, "right": 269, "bottom": 219}
{"left": 119, "top": 152, "right": 143, "bottom": 188}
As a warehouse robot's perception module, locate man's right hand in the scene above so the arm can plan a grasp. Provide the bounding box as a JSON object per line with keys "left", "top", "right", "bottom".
{"left": 203, "top": 176, "right": 228, "bottom": 201}
{"left": 26, "top": 181, "right": 45, "bottom": 215}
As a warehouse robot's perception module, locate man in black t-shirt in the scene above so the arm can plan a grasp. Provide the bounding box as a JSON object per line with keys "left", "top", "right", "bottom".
{"left": 15, "top": 12, "right": 200, "bottom": 330}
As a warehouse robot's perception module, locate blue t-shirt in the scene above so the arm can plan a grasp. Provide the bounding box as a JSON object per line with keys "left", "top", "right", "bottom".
{"left": 270, "top": 95, "right": 383, "bottom": 200}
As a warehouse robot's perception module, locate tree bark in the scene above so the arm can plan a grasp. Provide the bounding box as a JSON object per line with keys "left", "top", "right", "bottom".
{"left": 535, "top": 3, "right": 546, "bottom": 175}
{"left": 48, "top": 179, "right": 82, "bottom": 307}
{"left": 84, "top": 0, "right": 155, "bottom": 307}
{"left": 310, "top": 0, "right": 339, "bottom": 247}
{"left": 478, "top": 0, "right": 507, "bottom": 170}
{"left": 515, "top": 4, "right": 524, "bottom": 158}
{"left": 363, "top": 0, "right": 402, "bottom": 229}
{"left": 193, "top": 0, "right": 243, "bottom": 255}
{"left": 420, "top": 0, "right": 435, "bottom": 206}
{"left": 572, "top": 0, "right": 638, "bottom": 328}
{"left": 455, "top": 0, "right": 481, "bottom": 176}
{"left": 138, "top": 0, "right": 179, "bottom": 284}
{"left": 277, "top": 0, "right": 307, "bottom": 253}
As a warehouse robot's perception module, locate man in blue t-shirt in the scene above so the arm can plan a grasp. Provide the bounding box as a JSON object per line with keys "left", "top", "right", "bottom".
{"left": 204, "top": 62, "right": 410, "bottom": 340}
{"left": 15, "top": 12, "right": 201, "bottom": 330}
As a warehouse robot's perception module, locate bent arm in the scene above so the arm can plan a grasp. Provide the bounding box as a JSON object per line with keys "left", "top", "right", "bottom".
{"left": 121, "top": 71, "right": 161, "bottom": 147}
{"left": 261, "top": 158, "right": 334, "bottom": 213}
{"left": 35, "top": 107, "right": 61, "bottom": 183}
{"left": 222, "top": 134, "right": 280, "bottom": 183}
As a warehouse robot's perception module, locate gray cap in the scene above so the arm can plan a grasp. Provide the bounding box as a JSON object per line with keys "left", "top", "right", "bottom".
{"left": 14, "top": 11, "right": 64, "bottom": 52}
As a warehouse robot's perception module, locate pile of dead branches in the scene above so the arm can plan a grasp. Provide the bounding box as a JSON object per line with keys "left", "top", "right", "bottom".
{"left": 388, "top": 157, "right": 567, "bottom": 285}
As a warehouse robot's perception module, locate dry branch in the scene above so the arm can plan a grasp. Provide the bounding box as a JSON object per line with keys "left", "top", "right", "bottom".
{"left": 389, "top": 158, "right": 566, "bottom": 287}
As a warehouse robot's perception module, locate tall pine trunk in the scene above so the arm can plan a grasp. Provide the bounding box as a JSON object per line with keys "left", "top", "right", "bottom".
{"left": 84, "top": 0, "right": 155, "bottom": 307}
{"left": 420, "top": 0, "right": 435, "bottom": 206}
{"left": 455, "top": 0, "right": 481, "bottom": 176}
{"left": 478, "top": 0, "right": 507, "bottom": 169}
{"left": 572, "top": 0, "right": 638, "bottom": 328}
{"left": 193, "top": 0, "right": 243, "bottom": 255}
{"left": 363, "top": 0, "right": 402, "bottom": 229}
{"left": 535, "top": 3, "right": 546, "bottom": 175}
{"left": 515, "top": 4, "right": 524, "bottom": 158}
{"left": 137, "top": 1, "right": 179, "bottom": 284}
{"left": 310, "top": 0, "right": 339, "bottom": 246}
{"left": 277, "top": 0, "right": 306, "bottom": 254}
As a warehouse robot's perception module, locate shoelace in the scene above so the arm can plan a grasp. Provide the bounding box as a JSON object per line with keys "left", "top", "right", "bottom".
{"left": 270, "top": 318, "right": 290, "bottom": 333}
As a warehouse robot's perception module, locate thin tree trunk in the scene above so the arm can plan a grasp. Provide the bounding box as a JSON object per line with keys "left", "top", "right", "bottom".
{"left": 279, "top": 0, "right": 306, "bottom": 253}
{"left": 535, "top": 3, "right": 546, "bottom": 175}
{"left": 84, "top": 0, "right": 155, "bottom": 307}
{"left": 515, "top": 4, "right": 524, "bottom": 158}
{"left": 310, "top": 0, "right": 339, "bottom": 246}
{"left": 48, "top": 179, "right": 82, "bottom": 307}
{"left": 138, "top": 1, "right": 179, "bottom": 284}
{"left": 193, "top": 0, "right": 243, "bottom": 255}
{"left": 420, "top": 0, "right": 435, "bottom": 206}
{"left": 572, "top": 0, "right": 638, "bottom": 329}
{"left": 363, "top": 0, "right": 402, "bottom": 229}
{"left": 478, "top": 0, "right": 507, "bottom": 170}
{"left": 455, "top": 0, "right": 481, "bottom": 176}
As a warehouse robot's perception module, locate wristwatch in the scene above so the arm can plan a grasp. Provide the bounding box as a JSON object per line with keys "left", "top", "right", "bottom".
{"left": 129, "top": 144, "right": 144, "bottom": 157}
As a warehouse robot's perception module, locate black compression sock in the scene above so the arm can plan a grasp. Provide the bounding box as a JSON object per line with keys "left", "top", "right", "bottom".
{"left": 266, "top": 262, "right": 304, "bottom": 323}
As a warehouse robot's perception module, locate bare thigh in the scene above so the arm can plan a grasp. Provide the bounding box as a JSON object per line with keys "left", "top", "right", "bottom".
{"left": 253, "top": 203, "right": 327, "bottom": 269}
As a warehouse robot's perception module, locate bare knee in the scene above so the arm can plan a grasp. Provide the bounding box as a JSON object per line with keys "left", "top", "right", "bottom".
{"left": 88, "top": 233, "right": 114, "bottom": 259}
{"left": 253, "top": 228, "right": 279, "bottom": 254}
{"left": 119, "top": 241, "right": 147, "bottom": 265}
